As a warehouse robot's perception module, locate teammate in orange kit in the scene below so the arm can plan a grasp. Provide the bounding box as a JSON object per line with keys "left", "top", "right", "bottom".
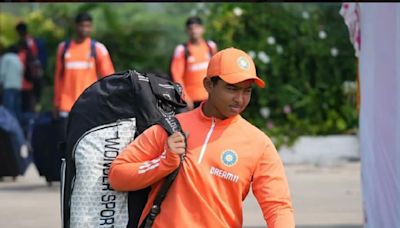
{"left": 53, "top": 12, "right": 115, "bottom": 117}
{"left": 170, "top": 16, "right": 217, "bottom": 110}
{"left": 110, "top": 47, "right": 294, "bottom": 228}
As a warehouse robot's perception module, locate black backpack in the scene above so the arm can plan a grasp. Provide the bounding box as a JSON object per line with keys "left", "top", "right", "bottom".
{"left": 61, "top": 70, "right": 186, "bottom": 228}
{"left": 21, "top": 39, "right": 44, "bottom": 83}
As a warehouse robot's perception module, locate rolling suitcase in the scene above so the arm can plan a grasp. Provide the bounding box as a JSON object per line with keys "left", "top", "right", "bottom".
{"left": 0, "top": 128, "right": 20, "bottom": 178}
{"left": 0, "top": 107, "right": 30, "bottom": 178}
{"left": 31, "top": 112, "right": 63, "bottom": 184}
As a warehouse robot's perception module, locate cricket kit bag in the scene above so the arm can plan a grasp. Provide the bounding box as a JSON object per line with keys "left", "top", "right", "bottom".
{"left": 61, "top": 70, "right": 186, "bottom": 228}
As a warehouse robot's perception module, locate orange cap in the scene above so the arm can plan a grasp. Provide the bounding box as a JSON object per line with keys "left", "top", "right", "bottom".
{"left": 206, "top": 47, "right": 265, "bottom": 88}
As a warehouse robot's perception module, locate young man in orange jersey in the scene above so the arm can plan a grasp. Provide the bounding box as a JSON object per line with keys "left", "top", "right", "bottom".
{"left": 110, "top": 47, "right": 295, "bottom": 228}
{"left": 170, "top": 16, "right": 217, "bottom": 111}
{"left": 53, "top": 12, "right": 114, "bottom": 132}
{"left": 53, "top": 12, "right": 114, "bottom": 118}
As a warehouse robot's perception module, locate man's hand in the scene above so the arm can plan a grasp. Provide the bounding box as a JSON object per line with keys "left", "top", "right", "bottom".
{"left": 167, "top": 132, "right": 186, "bottom": 155}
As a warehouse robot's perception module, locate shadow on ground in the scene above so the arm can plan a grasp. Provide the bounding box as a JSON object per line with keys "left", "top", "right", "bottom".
{"left": 0, "top": 181, "right": 59, "bottom": 192}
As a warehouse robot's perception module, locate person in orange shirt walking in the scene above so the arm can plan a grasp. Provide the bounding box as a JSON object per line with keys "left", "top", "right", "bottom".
{"left": 53, "top": 12, "right": 115, "bottom": 148}
{"left": 110, "top": 47, "right": 294, "bottom": 228}
{"left": 54, "top": 13, "right": 114, "bottom": 116}
{"left": 170, "top": 16, "right": 217, "bottom": 111}
{"left": 53, "top": 12, "right": 115, "bottom": 118}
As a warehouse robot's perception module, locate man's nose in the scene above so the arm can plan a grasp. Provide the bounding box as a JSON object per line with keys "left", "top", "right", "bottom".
{"left": 233, "top": 91, "right": 244, "bottom": 104}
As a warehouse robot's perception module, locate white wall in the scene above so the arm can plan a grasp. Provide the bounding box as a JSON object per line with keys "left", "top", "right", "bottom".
{"left": 279, "top": 135, "right": 359, "bottom": 166}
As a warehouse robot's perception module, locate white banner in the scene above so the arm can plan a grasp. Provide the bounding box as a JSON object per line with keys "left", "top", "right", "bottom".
{"left": 357, "top": 3, "right": 400, "bottom": 227}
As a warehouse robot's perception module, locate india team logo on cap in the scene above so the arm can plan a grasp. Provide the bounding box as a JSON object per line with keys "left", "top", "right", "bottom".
{"left": 237, "top": 56, "right": 250, "bottom": 70}
{"left": 221, "top": 149, "right": 238, "bottom": 167}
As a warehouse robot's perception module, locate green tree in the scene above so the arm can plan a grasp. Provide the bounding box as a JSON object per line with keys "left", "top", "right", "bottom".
{"left": 206, "top": 3, "right": 358, "bottom": 147}
{"left": 1, "top": 3, "right": 358, "bottom": 147}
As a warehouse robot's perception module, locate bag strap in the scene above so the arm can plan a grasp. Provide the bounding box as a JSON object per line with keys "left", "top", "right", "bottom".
{"left": 90, "top": 38, "right": 97, "bottom": 59}
{"left": 90, "top": 39, "right": 100, "bottom": 79}
{"left": 182, "top": 43, "right": 189, "bottom": 61}
{"left": 146, "top": 73, "right": 186, "bottom": 108}
{"left": 143, "top": 116, "right": 185, "bottom": 228}
{"left": 60, "top": 39, "right": 71, "bottom": 78}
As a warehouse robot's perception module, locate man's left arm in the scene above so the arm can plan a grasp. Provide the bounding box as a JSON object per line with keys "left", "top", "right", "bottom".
{"left": 252, "top": 140, "right": 295, "bottom": 228}
{"left": 95, "top": 42, "right": 115, "bottom": 77}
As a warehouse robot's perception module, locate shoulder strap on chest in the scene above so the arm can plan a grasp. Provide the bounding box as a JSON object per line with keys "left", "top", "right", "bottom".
{"left": 182, "top": 43, "right": 189, "bottom": 61}
{"left": 90, "top": 38, "right": 97, "bottom": 59}
{"left": 60, "top": 39, "right": 71, "bottom": 77}
{"left": 143, "top": 116, "right": 185, "bottom": 228}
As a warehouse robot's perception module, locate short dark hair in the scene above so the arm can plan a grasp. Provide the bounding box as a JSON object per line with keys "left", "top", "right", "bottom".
{"left": 75, "top": 12, "right": 93, "bottom": 23}
{"left": 185, "top": 16, "right": 203, "bottom": 28}
{"left": 16, "top": 22, "right": 27, "bottom": 35}
{"left": 210, "top": 76, "right": 221, "bottom": 85}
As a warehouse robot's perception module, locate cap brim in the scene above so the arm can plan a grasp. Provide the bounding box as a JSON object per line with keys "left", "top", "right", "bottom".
{"left": 219, "top": 73, "right": 265, "bottom": 88}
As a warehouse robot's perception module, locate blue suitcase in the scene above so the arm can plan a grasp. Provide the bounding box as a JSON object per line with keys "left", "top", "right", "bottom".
{"left": 0, "top": 107, "right": 30, "bottom": 178}
{"left": 31, "top": 112, "right": 63, "bottom": 184}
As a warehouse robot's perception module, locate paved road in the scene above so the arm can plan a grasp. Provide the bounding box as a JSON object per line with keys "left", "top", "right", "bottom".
{"left": 243, "top": 162, "right": 362, "bottom": 228}
{"left": 0, "top": 162, "right": 362, "bottom": 228}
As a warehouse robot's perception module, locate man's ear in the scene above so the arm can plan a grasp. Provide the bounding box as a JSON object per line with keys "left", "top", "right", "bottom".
{"left": 203, "top": 77, "right": 213, "bottom": 93}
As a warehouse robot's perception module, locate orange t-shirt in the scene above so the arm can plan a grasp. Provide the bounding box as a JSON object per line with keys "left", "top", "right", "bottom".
{"left": 53, "top": 38, "right": 115, "bottom": 112}
{"left": 170, "top": 40, "right": 217, "bottom": 102}
{"left": 109, "top": 104, "right": 294, "bottom": 228}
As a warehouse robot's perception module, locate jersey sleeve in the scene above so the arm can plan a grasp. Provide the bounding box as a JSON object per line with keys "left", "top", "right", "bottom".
{"left": 53, "top": 42, "right": 65, "bottom": 109}
{"left": 95, "top": 42, "right": 115, "bottom": 77}
{"left": 170, "top": 45, "right": 190, "bottom": 101}
{"left": 109, "top": 124, "right": 181, "bottom": 191}
{"left": 252, "top": 139, "right": 295, "bottom": 228}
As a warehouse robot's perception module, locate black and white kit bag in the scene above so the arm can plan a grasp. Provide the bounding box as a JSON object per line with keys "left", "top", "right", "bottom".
{"left": 61, "top": 70, "right": 186, "bottom": 228}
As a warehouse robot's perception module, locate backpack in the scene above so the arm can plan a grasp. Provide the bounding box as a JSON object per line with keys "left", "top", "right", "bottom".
{"left": 168, "top": 40, "right": 214, "bottom": 79}
{"left": 61, "top": 70, "right": 187, "bottom": 228}
{"left": 35, "top": 38, "right": 48, "bottom": 70}
{"left": 23, "top": 39, "right": 45, "bottom": 83}
{"left": 60, "top": 38, "right": 97, "bottom": 78}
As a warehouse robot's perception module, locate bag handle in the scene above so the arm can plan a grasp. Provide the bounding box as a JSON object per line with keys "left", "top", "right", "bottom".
{"left": 146, "top": 73, "right": 187, "bottom": 108}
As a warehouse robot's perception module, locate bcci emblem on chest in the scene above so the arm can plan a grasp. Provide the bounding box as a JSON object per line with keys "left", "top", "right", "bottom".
{"left": 210, "top": 150, "right": 240, "bottom": 183}
{"left": 221, "top": 150, "right": 238, "bottom": 167}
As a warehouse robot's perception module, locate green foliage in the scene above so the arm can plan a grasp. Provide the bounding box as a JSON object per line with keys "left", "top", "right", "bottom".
{"left": 0, "top": 2, "right": 198, "bottom": 110}
{"left": 1, "top": 3, "right": 358, "bottom": 147}
{"left": 0, "top": 13, "right": 19, "bottom": 47}
{"left": 206, "top": 3, "right": 358, "bottom": 147}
